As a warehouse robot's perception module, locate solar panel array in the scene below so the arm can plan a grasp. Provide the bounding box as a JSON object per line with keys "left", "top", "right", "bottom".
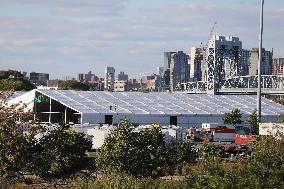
{"left": 37, "top": 89, "right": 284, "bottom": 116}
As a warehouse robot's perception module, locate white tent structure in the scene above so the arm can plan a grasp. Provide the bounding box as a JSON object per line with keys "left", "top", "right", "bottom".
{"left": 8, "top": 89, "right": 284, "bottom": 128}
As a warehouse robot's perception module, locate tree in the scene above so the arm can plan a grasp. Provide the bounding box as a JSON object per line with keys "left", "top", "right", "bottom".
{"left": 0, "top": 79, "right": 35, "bottom": 91}
{"left": 166, "top": 140, "right": 197, "bottom": 166}
{"left": 0, "top": 98, "right": 38, "bottom": 175}
{"left": 198, "top": 142, "right": 226, "bottom": 161}
{"left": 0, "top": 70, "right": 35, "bottom": 91}
{"left": 58, "top": 80, "right": 90, "bottom": 91}
{"left": 251, "top": 136, "right": 284, "bottom": 170}
{"left": 223, "top": 108, "right": 243, "bottom": 124}
{"left": 246, "top": 110, "right": 259, "bottom": 135}
{"left": 0, "top": 70, "right": 23, "bottom": 79}
{"left": 0, "top": 93, "right": 92, "bottom": 179}
{"left": 96, "top": 120, "right": 167, "bottom": 177}
{"left": 28, "top": 124, "right": 92, "bottom": 178}
{"left": 278, "top": 115, "right": 284, "bottom": 123}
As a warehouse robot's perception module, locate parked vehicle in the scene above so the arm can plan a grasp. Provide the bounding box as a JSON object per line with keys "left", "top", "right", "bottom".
{"left": 188, "top": 123, "right": 252, "bottom": 144}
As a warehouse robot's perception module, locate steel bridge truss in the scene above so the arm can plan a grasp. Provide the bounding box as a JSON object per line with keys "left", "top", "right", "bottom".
{"left": 175, "top": 75, "right": 284, "bottom": 93}
{"left": 175, "top": 46, "right": 284, "bottom": 94}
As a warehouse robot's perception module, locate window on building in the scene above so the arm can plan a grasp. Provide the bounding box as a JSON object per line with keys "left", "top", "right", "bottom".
{"left": 170, "top": 116, "right": 177, "bottom": 126}
{"left": 105, "top": 115, "right": 113, "bottom": 125}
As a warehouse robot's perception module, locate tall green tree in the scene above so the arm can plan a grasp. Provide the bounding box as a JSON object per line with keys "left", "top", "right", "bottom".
{"left": 58, "top": 80, "right": 90, "bottom": 91}
{"left": 0, "top": 100, "right": 38, "bottom": 174}
{"left": 0, "top": 70, "right": 23, "bottom": 79}
{"left": 0, "top": 70, "right": 35, "bottom": 91}
{"left": 223, "top": 108, "right": 243, "bottom": 124}
{"left": 166, "top": 140, "right": 197, "bottom": 166}
{"left": 246, "top": 110, "right": 259, "bottom": 135}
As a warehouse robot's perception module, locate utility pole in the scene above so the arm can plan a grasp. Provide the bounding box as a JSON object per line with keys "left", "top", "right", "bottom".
{"left": 257, "top": 0, "right": 264, "bottom": 122}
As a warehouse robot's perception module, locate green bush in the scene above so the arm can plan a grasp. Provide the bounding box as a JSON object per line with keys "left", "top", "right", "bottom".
{"left": 198, "top": 142, "right": 227, "bottom": 160}
{"left": 186, "top": 136, "right": 284, "bottom": 189}
{"left": 96, "top": 120, "right": 167, "bottom": 177}
{"left": 166, "top": 140, "right": 197, "bottom": 165}
{"left": 0, "top": 104, "right": 36, "bottom": 174}
{"left": 165, "top": 140, "right": 197, "bottom": 176}
{"left": 75, "top": 174, "right": 190, "bottom": 189}
{"left": 28, "top": 125, "right": 92, "bottom": 178}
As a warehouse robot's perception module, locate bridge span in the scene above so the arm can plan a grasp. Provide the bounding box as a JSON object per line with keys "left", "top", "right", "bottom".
{"left": 175, "top": 75, "right": 284, "bottom": 95}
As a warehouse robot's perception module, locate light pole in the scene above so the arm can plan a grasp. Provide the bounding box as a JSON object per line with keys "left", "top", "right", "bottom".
{"left": 257, "top": 0, "right": 264, "bottom": 122}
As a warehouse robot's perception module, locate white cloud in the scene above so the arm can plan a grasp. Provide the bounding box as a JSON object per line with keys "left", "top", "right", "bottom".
{"left": 0, "top": 0, "right": 283, "bottom": 78}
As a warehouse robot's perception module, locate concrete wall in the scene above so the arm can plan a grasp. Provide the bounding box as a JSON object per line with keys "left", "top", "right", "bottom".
{"left": 82, "top": 112, "right": 280, "bottom": 129}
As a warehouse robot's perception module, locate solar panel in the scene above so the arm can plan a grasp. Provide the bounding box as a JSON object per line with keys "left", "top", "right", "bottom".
{"left": 34, "top": 89, "right": 284, "bottom": 116}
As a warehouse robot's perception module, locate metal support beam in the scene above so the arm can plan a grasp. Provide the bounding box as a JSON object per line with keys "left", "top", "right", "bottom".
{"left": 49, "top": 97, "right": 52, "bottom": 123}
{"left": 257, "top": 0, "right": 264, "bottom": 122}
{"left": 64, "top": 107, "right": 67, "bottom": 124}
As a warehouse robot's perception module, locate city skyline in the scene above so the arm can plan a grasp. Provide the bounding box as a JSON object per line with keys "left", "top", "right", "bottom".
{"left": 0, "top": 0, "right": 283, "bottom": 79}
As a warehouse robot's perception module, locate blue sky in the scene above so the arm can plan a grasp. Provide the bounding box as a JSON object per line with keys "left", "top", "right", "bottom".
{"left": 0, "top": 0, "right": 283, "bottom": 79}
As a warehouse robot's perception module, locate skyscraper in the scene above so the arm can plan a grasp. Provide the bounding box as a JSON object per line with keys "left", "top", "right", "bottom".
{"left": 245, "top": 48, "right": 273, "bottom": 75}
{"left": 163, "top": 51, "right": 189, "bottom": 90}
{"left": 272, "top": 58, "right": 284, "bottom": 75}
{"left": 170, "top": 51, "right": 190, "bottom": 90}
{"left": 77, "top": 73, "right": 84, "bottom": 82}
{"left": 189, "top": 47, "right": 204, "bottom": 81}
{"left": 157, "top": 66, "right": 163, "bottom": 76}
{"left": 117, "top": 71, "right": 129, "bottom": 81}
{"left": 104, "top": 67, "right": 115, "bottom": 91}
{"left": 163, "top": 52, "right": 175, "bottom": 88}
{"left": 29, "top": 72, "right": 49, "bottom": 85}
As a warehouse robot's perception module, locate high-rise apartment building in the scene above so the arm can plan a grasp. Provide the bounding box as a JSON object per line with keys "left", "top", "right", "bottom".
{"left": 240, "top": 50, "right": 250, "bottom": 76}
{"left": 157, "top": 67, "right": 163, "bottom": 76}
{"left": 272, "top": 58, "right": 284, "bottom": 75}
{"left": 30, "top": 72, "right": 49, "bottom": 85}
{"left": 170, "top": 51, "right": 189, "bottom": 90}
{"left": 163, "top": 52, "right": 175, "bottom": 88}
{"left": 117, "top": 71, "right": 129, "bottom": 81}
{"left": 189, "top": 47, "right": 204, "bottom": 81}
{"left": 77, "top": 73, "right": 84, "bottom": 81}
{"left": 85, "top": 71, "right": 94, "bottom": 81}
{"left": 104, "top": 67, "right": 115, "bottom": 91}
{"left": 163, "top": 51, "right": 189, "bottom": 90}
{"left": 242, "top": 48, "right": 273, "bottom": 75}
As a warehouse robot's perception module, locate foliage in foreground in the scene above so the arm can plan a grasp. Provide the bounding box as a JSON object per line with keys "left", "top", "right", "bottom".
{"left": 0, "top": 96, "right": 92, "bottom": 179}
{"left": 75, "top": 174, "right": 188, "bottom": 189}
{"left": 77, "top": 137, "right": 284, "bottom": 189}
{"left": 0, "top": 103, "right": 36, "bottom": 174}
{"left": 96, "top": 120, "right": 167, "bottom": 177}
{"left": 96, "top": 120, "right": 197, "bottom": 177}
{"left": 27, "top": 125, "right": 92, "bottom": 178}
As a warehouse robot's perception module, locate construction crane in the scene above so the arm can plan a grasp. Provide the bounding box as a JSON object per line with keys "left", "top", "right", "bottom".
{"left": 206, "top": 21, "right": 217, "bottom": 49}
{"left": 200, "top": 21, "right": 217, "bottom": 66}
{"left": 200, "top": 21, "right": 217, "bottom": 52}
